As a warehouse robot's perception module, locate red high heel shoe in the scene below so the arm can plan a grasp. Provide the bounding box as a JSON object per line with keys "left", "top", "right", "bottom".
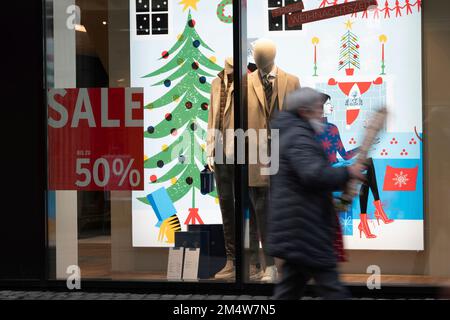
{"left": 358, "top": 213, "right": 377, "bottom": 239}
{"left": 374, "top": 200, "right": 394, "bottom": 225}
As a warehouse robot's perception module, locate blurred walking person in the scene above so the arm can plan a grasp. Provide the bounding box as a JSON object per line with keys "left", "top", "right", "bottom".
{"left": 267, "top": 88, "right": 366, "bottom": 300}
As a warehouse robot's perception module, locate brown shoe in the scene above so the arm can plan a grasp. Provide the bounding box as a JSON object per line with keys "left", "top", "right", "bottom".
{"left": 214, "top": 260, "right": 235, "bottom": 280}
{"left": 261, "top": 265, "right": 278, "bottom": 283}
{"left": 249, "top": 264, "right": 263, "bottom": 281}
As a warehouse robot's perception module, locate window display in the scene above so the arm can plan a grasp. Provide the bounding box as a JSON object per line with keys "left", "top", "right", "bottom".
{"left": 247, "top": 0, "right": 423, "bottom": 251}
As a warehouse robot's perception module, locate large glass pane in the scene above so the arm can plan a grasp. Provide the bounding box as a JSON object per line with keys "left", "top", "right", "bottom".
{"left": 46, "top": 0, "right": 235, "bottom": 283}
{"left": 242, "top": 0, "right": 449, "bottom": 289}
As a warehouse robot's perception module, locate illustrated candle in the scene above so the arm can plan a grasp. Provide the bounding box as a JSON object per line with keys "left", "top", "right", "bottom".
{"left": 314, "top": 45, "right": 316, "bottom": 64}
{"left": 312, "top": 37, "right": 320, "bottom": 76}
{"left": 379, "top": 34, "right": 387, "bottom": 75}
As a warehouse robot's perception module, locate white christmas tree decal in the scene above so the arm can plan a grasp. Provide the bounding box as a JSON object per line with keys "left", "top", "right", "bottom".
{"left": 339, "top": 20, "right": 360, "bottom": 76}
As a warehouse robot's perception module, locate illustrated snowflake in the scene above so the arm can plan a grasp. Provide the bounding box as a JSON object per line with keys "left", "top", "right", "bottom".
{"left": 393, "top": 171, "right": 410, "bottom": 188}
{"left": 329, "top": 125, "right": 339, "bottom": 137}
{"left": 328, "top": 153, "right": 337, "bottom": 164}
{"left": 336, "top": 140, "right": 344, "bottom": 151}
{"left": 322, "top": 138, "right": 332, "bottom": 150}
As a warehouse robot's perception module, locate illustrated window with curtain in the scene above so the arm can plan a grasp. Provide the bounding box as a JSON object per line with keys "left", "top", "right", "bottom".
{"left": 268, "top": 0, "right": 303, "bottom": 31}
{"left": 136, "top": 0, "right": 169, "bottom": 35}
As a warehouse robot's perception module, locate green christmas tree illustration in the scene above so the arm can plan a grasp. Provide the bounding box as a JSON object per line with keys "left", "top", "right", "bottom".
{"left": 138, "top": 11, "right": 222, "bottom": 214}
{"left": 339, "top": 20, "right": 360, "bottom": 73}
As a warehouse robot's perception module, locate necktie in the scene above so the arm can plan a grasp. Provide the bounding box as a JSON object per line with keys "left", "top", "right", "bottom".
{"left": 262, "top": 74, "right": 273, "bottom": 113}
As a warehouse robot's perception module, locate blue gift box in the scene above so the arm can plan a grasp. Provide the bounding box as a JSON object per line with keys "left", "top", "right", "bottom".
{"left": 333, "top": 190, "right": 354, "bottom": 236}
{"left": 339, "top": 208, "right": 353, "bottom": 236}
{"left": 146, "top": 187, "right": 177, "bottom": 227}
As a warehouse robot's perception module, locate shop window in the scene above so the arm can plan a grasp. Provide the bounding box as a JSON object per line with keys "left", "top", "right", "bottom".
{"left": 135, "top": 0, "right": 169, "bottom": 36}
{"left": 267, "top": 0, "right": 302, "bottom": 31}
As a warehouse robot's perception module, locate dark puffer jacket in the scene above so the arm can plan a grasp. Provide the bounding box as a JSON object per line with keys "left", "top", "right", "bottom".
{"left": 266, "top": 111, "right": 350, "bottom": 269}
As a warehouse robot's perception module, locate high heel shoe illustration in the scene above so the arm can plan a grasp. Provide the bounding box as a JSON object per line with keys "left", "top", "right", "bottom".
{"left": 358, "top": 213, "right": 376, "bottom": 239}
{"left": 374, "top": 200, "right": 394, "bottom": 225}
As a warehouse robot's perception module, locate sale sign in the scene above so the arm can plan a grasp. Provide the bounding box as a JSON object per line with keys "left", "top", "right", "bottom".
{"left": 47, "top": 88, "right": 144, "bottom": 190}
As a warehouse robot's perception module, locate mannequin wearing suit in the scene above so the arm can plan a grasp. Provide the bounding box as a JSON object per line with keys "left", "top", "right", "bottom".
{"left": 248, "top": 39, "right": 301, "bottom": 282}
{"left": 207, "top": 58, "right": 269, "bottom": 281}
{"left": 207, "top": 58, "right": 237, "bottom": 280}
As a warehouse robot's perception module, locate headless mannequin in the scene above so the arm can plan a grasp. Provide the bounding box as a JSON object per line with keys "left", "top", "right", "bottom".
{"left": 248, "top": 39, "right": 300, "bottom": 282}
{"left": 252, "top": 39, "right": 280, "bottom": 139}
{"left": 253, "top": 39, "right": 276, "bottom": 76}
{"left": 208, "top": 57, "right": 233, "bottom": 171}
{"left": 248, "top": 39, "right": 279, "bottom": 281}
{"left": 225, "top": 57, "right": 234, "bottom": 74}
{"left": 207, "top": 57, "right": 237, "bottom": 279}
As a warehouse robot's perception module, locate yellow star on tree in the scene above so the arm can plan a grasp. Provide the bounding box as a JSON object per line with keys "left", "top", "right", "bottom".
{"left": 345, "top": 20, "right": 354, "bottom": 30}
{"left": 179, "top": 0, "right": 200, "bottom": 11}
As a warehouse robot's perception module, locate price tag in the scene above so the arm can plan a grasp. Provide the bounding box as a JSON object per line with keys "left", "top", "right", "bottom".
{"left": 182, "top": 248, "right": 200, "bottom": 280}
{"left": 47, "top": 88, "right": 144, "bottom": 190}
{"left": 167, "top": 247, "right": 184, "bottom": 280}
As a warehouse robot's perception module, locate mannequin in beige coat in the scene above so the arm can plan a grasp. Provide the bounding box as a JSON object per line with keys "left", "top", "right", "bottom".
{"left": 206, "top": 58, "right": 237, "bottom": 280}
{"left": 248, "top": 39, "right": 301, "bottom": 187}
{"left": 207, "top": 57, "right": 234, "bottom": 166}
{"left": 247, "top": 39, "right": 300, "bottom": 283}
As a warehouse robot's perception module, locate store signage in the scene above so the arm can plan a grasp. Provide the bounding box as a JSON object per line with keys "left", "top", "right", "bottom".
{"left": 287, "top": 0, "right": 378, "bottom": 27}
{"left": 47, "top": 87, "right": 144, "bottom": 190}
{"left": 271, "top": 1, "right": 304, "bottom": 18}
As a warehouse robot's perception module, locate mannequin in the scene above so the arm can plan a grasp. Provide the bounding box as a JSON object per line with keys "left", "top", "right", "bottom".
{"left": 207, "top": 57, "right": 233, "bottom": 171}
{"left": 206, "top": 57, "right": 236, "bottom": 280}
{"left": 253, "top": 39, "right": 277, "bottom": 75}
{"left": 247, "top": 39, "right": 301, "bottom": 282}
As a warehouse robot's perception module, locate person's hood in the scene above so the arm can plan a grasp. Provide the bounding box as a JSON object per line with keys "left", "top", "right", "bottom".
{"left": 270, "top": 110, "right": 314, "bottom": 133}
{"left": 285, "top": 87, "right": 331, "bottom": 113}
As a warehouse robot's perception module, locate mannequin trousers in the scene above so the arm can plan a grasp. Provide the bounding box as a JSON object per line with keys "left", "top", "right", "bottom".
{"left": 214, "top": 163, "right": 235, "bottom": 261}
{"left": 214, "top": 165, "right": 269, "bottom": 267}
{"left": 249, "top": 186, "right": 275, "bottom": 267}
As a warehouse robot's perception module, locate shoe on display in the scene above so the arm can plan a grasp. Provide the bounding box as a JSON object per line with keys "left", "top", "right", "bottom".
{"left": 214, "top": 260, "right": 235, "bottom": 280}
{"left": 374, "top": 200, "right": 394, "bottom": 225}
{"left": 261, "top": 265, "right": 278, "bottom": 283}
{"left": 249, "top": 264, "right": 264, "bottom": 281}
{"left": 358, "top": 213, "right": 377, "bottom": 239}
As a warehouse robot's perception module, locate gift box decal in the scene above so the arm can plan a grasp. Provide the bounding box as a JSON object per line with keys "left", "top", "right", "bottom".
{"left": 339, "top": 209, "right": 353, "bottom": 236}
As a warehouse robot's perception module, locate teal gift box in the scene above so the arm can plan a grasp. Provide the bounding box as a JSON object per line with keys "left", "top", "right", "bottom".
{"left": 339, "top": 209, "right": 353, "bottom": 236}
{"left": 333, "top": 190, "right": 353, "bottom": 236}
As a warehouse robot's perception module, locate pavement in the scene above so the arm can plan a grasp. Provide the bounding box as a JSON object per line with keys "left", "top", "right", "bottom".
{"left": 0, "top": 290, "right": 315, "bottom": 300}
{"left": 0, "top": 291, "right": 273, "bottom": 300}
{"left": 1, "top": 290, "right": 445, "bottom": 300}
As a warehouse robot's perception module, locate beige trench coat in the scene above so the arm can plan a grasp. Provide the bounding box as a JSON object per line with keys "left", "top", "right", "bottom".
{"left": 247, "top": 68, "right": 300, "bottom": 187}
{"left": 206, "top": 72, "right": 234, "bottom": 162}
